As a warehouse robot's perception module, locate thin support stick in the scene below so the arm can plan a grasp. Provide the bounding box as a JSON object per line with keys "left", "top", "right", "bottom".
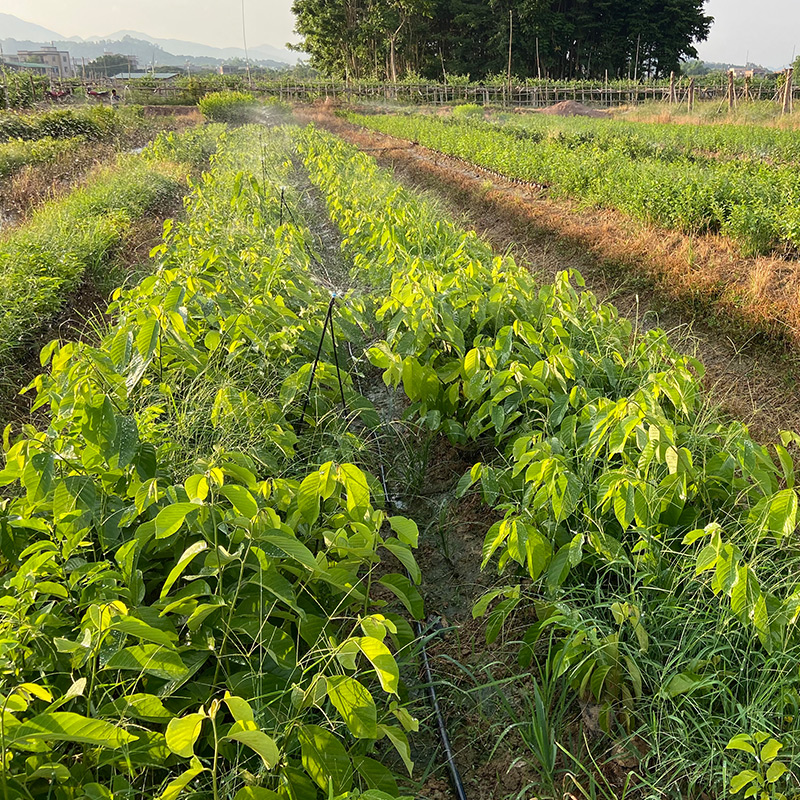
{"left": 299, "top": 297, "right": 334, "bottom": 424}
{"left": 327, "top": 299, "right": 347, "bottom": 410}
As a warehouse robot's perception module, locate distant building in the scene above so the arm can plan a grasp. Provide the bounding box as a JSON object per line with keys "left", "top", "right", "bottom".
{"left": 15, "top": 46, "right": 74, "bottom": 79}
{"left": 729, "top": 66, "right": 770, "bottom": 78}
{"left": 0, "top": 55, "right": 58, "bottom": 75}
{"left": 218, "top": 64, "right": 244, "bottom": 75}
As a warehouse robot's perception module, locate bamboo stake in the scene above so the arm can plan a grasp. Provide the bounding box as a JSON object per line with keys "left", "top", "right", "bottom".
{"left": 783, "top": 68, "right": 793, "bottom": 115}
{"left": 728, "top": 69, "right": 735, "bottom": 113}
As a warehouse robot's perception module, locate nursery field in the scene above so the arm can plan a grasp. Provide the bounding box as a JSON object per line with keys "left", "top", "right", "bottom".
{"left": 347, "top": 108, "right": 800, "bottom": 257}
{"left": 0, "top": 92, "right": 799, "bottom": 800}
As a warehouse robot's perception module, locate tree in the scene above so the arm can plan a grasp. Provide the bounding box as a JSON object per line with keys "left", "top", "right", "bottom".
{"left": 87, "top": 54, "right": 132, "bottom": 77}
{"left": 291, "top": 0, "right": 713, "bottom": 81}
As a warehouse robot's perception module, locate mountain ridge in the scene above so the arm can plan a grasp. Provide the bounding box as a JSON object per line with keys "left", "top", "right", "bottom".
{"left": 0, "top": 13, "right": 300, "bottom": 66}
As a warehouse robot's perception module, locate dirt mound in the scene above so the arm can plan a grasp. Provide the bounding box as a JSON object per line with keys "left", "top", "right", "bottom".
{"left": 539, "top": 99, "right": 607, "bottom": 118}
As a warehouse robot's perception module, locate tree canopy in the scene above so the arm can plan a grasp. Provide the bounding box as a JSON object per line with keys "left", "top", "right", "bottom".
{"left": 291, "top": 0, "right": 713, "bottom": 81}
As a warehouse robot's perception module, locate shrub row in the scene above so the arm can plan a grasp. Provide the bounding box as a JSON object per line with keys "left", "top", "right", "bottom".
{"left": 350, "top": 111, "right": 800, "bottom": 256}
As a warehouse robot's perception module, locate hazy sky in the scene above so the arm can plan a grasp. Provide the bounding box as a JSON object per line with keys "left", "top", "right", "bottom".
{"left": 0, "top": 0, "right": 300, "bottom": 49}
{"left": 698, "top": 0, "right": 798, "bottom": 68}
{"left": 0, "top": 0, "right": 797, "bottom": 68}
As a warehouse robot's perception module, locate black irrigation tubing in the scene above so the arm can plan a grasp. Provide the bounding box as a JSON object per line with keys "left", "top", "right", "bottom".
{"left": 345, "top": 341, "right": 469, "bottom": 800}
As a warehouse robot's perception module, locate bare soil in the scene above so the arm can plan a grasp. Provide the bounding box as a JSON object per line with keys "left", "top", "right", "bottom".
{"left": 295, "top": 105, "right": 800, "bottom": 444}
{"left": 538, "top": 99, "right": 608, "bottom": 118}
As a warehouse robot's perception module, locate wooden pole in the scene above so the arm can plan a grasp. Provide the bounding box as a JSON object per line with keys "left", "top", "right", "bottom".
{"left": 688, "top": 77, "right": 695, "bottom": 113}
{"left": 783, "top": 68, "right": 794, "bottom": 115}
{"left": 728, "top": 69, "right": 735, "bottom": 113}
{"left": 536, "top": 36, "right": 542, "bottom": 80}
{"left": 669, "top": 70, "right": 675, "bottom": 104}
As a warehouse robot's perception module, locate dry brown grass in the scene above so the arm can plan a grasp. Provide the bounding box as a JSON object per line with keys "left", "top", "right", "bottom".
{"left": 615, "top": 100, "right": 800, "bottom": 129}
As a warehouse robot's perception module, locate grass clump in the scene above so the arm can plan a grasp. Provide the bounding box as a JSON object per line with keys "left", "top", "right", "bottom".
{"left": 0, "top": 136, "right": 82, "bottom": 179}
{"left": 0, "top": 105, "right": 123, "bottom": 143}
{"left": 198, "top": 90, "right": 259, "bottom": 123}
{"left": 0, "top": 159, "right": 184, "bottom": 353}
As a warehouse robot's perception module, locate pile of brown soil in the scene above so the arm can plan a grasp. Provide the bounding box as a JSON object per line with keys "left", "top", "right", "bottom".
{"left": 539, "top": 99, "right": 608, "bottom": 118}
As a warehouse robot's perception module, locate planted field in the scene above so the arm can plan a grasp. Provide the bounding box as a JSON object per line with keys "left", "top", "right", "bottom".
{"left": 0, "top": 99, "right": 799, "bottom": 800}
{"left": 0, "top": 124, "right": 224, "bottom": 362}
{"left": 348, "top": 110, "right": 800, "bottom": 257}
{"left": 0, "top": 106, "right": 203, "bottom": 193}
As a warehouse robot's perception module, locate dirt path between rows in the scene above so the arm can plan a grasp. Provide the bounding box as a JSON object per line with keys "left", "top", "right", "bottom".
{"left": 295, "top": 106, "right": 800, "bottom": 445}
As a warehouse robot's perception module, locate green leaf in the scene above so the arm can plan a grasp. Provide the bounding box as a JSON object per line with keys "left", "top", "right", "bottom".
{"left": 760, "top": 738, "right": 782, "bottom": 763}
{"left": 226, "top": 728, "right": 280, "bottom": 769}
{"left": 223, "top": 694, "right": 255, "bottom": 724}
{"left": 154, "top": 503, "right": 199, "bottom": 539}
{"left": 326, "top": 676, "right": 378, "bottom": 738}
{"left": 358, "top": 637, "right": 400, "bottom": 694}
{"left": 9, "top": 712, "right": 135, "bottom": 749}
{"left": 105, "top": 644, "right": 188, "bottom": 681}
{"left": 463, "top": 348, "right": 481, "bottom": 379}
{"left": 547, "top": 543, "right": 571, "bottom": 589}
{"left": 158, "top": 757, "right": 205, "bottom": 800}
{"left": 161, "top": 541, "right": 209, "bottom": 599}
{"left": 382, "top": 539, "right": 421, "bottom": 585}
{"left": 165, "top": 713, "right": 206, "bottom": 758}
{"left": 340, "top": 463, "right": 371, "bottom": 514}
{"left": 232, "top": 620, "right": 297, "bottom": 668}
{"left": 378, "top": 574, "right": 424, "bottom": 620}
{"left": 233, "top": 790, "right": 281, "bottom": 800}
{"left": 352, "top": 755, "right": 399, "bottom": 794}
{"left": 220, "top": 485, "right": 259, "bottom": 518}
{"left": 767, "top": 489, "right": 797, "bottom": 541}
{"left": 379, "top": 724, "right": 413, "bottom": 776}
{"left": 260, "top": 530, "right": 318, "bottom": 571}
{"left": 136, "top": 317, "right": 160, "bottom": 360}
{"left": 729, "top": 770, "right": 759, "bottom": 795}
{"left": 766, "top": 761, "right": 788, "bottom": 783}
{"left": 663, "top": 671, "right": 703, "bottom": 698}
{"left": 298, "top": 724, "right": 353, "bottom": 793}
{"left": 107, "top": 693, "right": 173, "bottom": 723}
{"left": 112, "top": 616, "right": 178, "bottom": 648}
{"left": 297, "top": 472, "right": 321, "bottom": 526}
{"left": 387, "top": 516, "right": 419, "bottom": 547}
{"left": 726, "top": 734, "right": 755, "bottom": 756}
{"left": 472, "top": 586, "right": 518, "bottom": 619}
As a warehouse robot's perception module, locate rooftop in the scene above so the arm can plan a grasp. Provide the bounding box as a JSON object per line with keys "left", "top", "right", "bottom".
{"left": 110, "top": 71, "right": 179, "bottom": 80}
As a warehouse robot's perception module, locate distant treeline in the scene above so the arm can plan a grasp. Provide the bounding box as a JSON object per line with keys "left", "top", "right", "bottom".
{"left": 291, "top": 0, "right": 713, "bottom": 82}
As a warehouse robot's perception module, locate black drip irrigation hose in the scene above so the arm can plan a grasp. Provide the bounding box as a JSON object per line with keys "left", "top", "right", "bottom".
{"left": 351, "top": 342, "right": 468, "bottom": 800}
{"left": 414, "top": 617, "right": 469, "bottom": 800}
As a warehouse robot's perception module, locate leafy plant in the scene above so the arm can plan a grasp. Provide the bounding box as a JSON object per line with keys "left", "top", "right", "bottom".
{"left": 198, "top": 92, "right": 260, "bottom": 124}
{"left": 726, "top": 732, "right": 793, "bottom": 800}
